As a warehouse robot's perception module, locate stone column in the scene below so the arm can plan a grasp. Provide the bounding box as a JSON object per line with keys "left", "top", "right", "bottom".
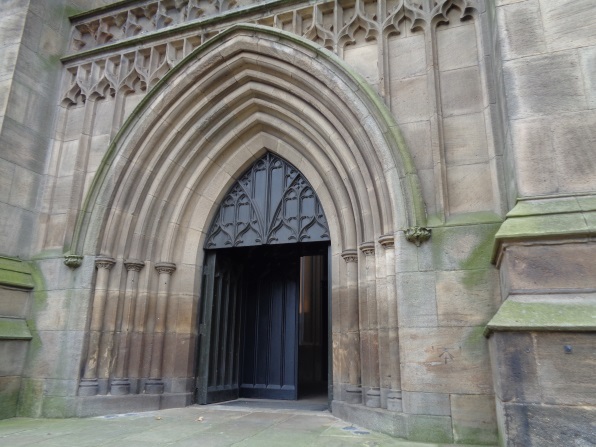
{"left": 361, "top": 242, "right": 381, "bottom": 408}
{"left": 380, "top": 234, "right": 402, "bottom": 412}
{"left": 342, "top": 250, "right": 362, "bottom": 404}
{"left": 79, "top": 255, "right": 115, "bottom": 396}
{"left": 145, "top": 262, "right": 176, "bottom": 394}
{"left": 110, "top": 259, "right": 144, "bottom": 395}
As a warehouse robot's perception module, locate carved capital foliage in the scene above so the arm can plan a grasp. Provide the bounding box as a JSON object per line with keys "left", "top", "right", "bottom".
{"left": 124, "top": 259, "right": 145, "bottom": 272}
{"left": 378, "top": 234, "right": 395, "bottom": 249}
{"left": 95, "top": 255, "right": 116, "bottom": 270}
{"left": 155, "top": 262, "right": 176, "bottom": 275}
{"left": 405, "top": 227, "right": 431, "bottom": 247}
{"left": 64, "top": 254, "right": 84, "bottom": 269}
{"left": 359, "top": 242, "right": 375, "bottom": 256}
{"left": 342, "top": 250, "right": 358, "bottom": 263}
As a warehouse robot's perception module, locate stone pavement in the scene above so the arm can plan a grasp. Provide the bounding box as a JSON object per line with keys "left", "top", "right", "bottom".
{"left": 0, "top": 404, "right": 494, "bottom": 447}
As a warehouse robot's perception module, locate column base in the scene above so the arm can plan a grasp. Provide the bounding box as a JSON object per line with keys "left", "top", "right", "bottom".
{"left": 387, "top": 390, "right": 403, "bottom": 412}
{"left": 366, "top": 388, "right": 381, "bottom": 408}
{"left": 344, "top": 385, "right": 362, "bottom": 404}
{"left": 110, "top": 379, "right": 131, "bottom": 395}
{"left": 78, "top": 379, "right": 99, "bottom": 396}
{"left": 144, "top": 379, "right": 164, "bottom": 394}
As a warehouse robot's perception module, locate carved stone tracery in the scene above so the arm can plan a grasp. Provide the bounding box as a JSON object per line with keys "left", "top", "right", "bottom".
{"left": 206, "top": 152, "right": 330, "bottom": 249}
{"left": 62, "top": 0, "right": 479, "bottom": 105}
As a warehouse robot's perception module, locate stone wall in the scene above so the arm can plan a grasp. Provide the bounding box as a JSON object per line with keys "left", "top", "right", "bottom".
{"left": 0, "top": 0, "right": 594, "bottom": 445}
{"left": 488, "top": 0, "right": 596, "bottom": 444}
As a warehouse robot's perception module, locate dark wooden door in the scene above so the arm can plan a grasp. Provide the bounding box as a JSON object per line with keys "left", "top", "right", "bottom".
{"left": 197, "top": 251, "right": 243, "bottom": 404}
{"left": 239, "top": 256, "right": 299, "bottom": 400}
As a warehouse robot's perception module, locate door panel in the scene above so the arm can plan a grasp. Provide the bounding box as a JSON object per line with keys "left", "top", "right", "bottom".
{"left": 240, "top": 257, "right": 299, "bottom": 400}
{"left": 197, "top": 252, "right": 243, "bottom": 404}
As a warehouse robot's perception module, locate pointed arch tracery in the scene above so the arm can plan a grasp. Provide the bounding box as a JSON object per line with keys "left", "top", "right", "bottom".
{"left": 206, "top": 152, "right": 330, "bottom": 249}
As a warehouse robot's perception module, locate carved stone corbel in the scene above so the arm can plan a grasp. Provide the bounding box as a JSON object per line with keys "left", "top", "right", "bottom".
{"left": 405, "top": 226, "right": 431, "bottom": 247}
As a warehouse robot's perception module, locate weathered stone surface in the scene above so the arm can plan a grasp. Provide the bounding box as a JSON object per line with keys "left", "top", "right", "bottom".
{"left": 539, "top": 0, "right": 596, "bottom": 51}
{"left": 447, "top": 162, "right": 494, "bottom": 215}
{"left": 400, "top": 326, "right": 493, "bottom": 395}
{"left": 396, "top": 272, "right": 437, "bottom": 328}
{"left": 436, "top": 269, "right": 500, "bottom": 326}
{"left": 504, "top": 52, "right": 587, "bottom": 120}
{"left": 451, "top": 394, "right": 498, "bottom": 445}
{"left": 440, "top": 67, "right": 484, "bottom": 117}
{"left": 402, "top": 390, "right": 451, "bottom": 416}
{"left": 388, "top": 34, "right": 426, "bottom": 80}
{"left": 443, "top": 112, "right": 489, "bottom": 166}
{"left": 501, "top": 243, "right": 596, "bottom": 292}
{"left": 498, "top": 401, "right": 596, "bottom": 446}
{"left": 431, "top": 224, "right": 500, "bottom": 272}
{"left": 497, "top": 0, "right": 547, "bottom": 60}
{"left": 406, "top": 414, "right": 454, "bottom": 444}
{"left": 488, "top": 332, "right": 541, "bottom": 403}
{"left": 437, "top": 21, "right": 478, "bottom": 71}
{"left": 391, "top": 75, "right": 430, "bottom": 124}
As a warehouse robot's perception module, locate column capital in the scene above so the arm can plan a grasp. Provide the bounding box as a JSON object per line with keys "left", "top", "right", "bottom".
{"left": 124, "top": 259, "right": 145, "bottom": 272}
{"left": 95, "top": 255, "right": 116, "bottom": 270}
{"left": 155, "top": 261, "right": 176, "bottom": 275}
{"left": 341, "top": 250, "right": 358, "bottom": 263}
{"left": 359, "top": 242, "right": 375, "bottom": 256}
{"left": 378, "top": 234, "right": 395, "bottom": 249}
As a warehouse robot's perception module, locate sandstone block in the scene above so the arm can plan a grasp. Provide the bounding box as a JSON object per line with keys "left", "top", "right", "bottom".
{"left": 443, "top": 112, "right": 489, "bottom": 166}
{"left": 391, "top": 75, "right": 430, "bottom": 124}
{"left": 388, "top": 34, "right": 426, "bottom": 80}
{"left": 504, "top": 52, "right": 587, "bottom": 119}
{"left": 402, "top": 390, "right": 451, "bottom": 416}
{"left": 396, "top": 271, "right": 437, "bottom": 328}
{"left": 539, "top": 0, "right": 596, "bottom": 51}
{"left": 447, "top": 162, "right": 495, "bottom": 215}
{"left": 437, "top": 21, "right": 478, "bottom": 71}
{"left": 440, "top": 67, "right": 483, "bottom": 117}
{"left": 436, "top": 269, "right": 500, "bottom": 326}
{"left": 497, "top": 0, "right": 547, "bottom": 60}
{"left": 451, "top": 393, "right": 498, "bottom": 445}
{"left": 400, "top": 326, "right": 493, "bottom": 394}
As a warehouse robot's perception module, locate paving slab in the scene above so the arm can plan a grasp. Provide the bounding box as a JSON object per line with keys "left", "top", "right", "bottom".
{"left": 0, "top": 404, "right": 496, "bottom": 447}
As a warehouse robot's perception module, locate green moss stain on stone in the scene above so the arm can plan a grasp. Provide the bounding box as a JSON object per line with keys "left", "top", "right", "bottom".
{"left": 453, "top": 424, "right": 499, "bottom": 446}
{"left": 461, "top": 225, "right": 500, "bottom": 272}
{"left": 17, "top": 378, "right": 44, "bottom": 417}
{"left": 407, "top": 414, "right": 454, "bottom": 444}
{"left": 0, "top": 318, "right": 32, "bottom": 339}
{"left": 486, "top": 300, "right": 596, "bottom": 334}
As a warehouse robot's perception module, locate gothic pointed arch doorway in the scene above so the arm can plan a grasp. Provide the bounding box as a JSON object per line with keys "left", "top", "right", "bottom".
{"left": 196, "top": 152, "right": 331, "bottom": 404}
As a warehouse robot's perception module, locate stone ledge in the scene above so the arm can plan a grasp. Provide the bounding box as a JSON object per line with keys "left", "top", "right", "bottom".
{"left": 492, "top": 194, "right": 596, "bottom": 265}
{"left": 485, "top": 296, "right": 596, "bottom": 336}
{"left": 0, "top": 317, "right": 32, "bottom": 340}
{"left": 0, "top": 256, "right": 34, "bottom": 289}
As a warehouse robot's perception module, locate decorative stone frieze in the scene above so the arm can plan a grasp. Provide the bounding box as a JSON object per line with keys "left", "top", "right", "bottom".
{"left": 61, "top": 0, "right": 479, "bottom": 105}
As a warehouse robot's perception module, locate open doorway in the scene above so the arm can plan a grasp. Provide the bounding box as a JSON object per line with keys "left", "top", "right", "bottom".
{"left": 196, "top": 242, "right": 329, "bottom": 405}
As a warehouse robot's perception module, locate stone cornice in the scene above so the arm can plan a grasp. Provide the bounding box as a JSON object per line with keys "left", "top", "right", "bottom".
{"left": 492, "top": 194, "right": 596, "bottom": 266}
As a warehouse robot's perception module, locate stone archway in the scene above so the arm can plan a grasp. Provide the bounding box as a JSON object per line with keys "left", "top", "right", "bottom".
{"left": 71, "top": 25, "right": 426, "bottom": 425}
